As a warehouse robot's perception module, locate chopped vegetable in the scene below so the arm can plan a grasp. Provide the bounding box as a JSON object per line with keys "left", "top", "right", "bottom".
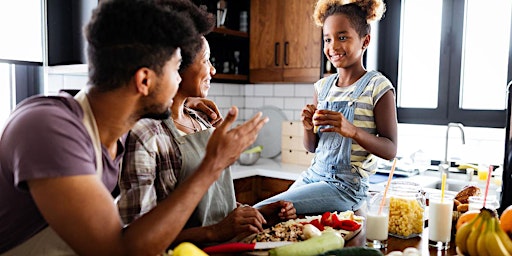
{"left": 268, "top": 232, "right": 344, "bottom": 256}
{"left": 302, "top": 224, "right": 322, "bottom": 239}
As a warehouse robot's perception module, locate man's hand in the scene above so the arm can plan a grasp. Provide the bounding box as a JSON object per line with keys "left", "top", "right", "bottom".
{"left": 257, "top": 200, "right": 297, "bottom": 226}
{"left": 186, "top": 97, "right": 223, "bottom": 127}
{"left": 202, "top": 106, "right": 268, "bottom": 176}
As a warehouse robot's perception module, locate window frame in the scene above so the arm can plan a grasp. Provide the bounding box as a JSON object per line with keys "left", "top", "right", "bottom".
{"left": 378, "top": 0, "right": 511, "bottom": 128}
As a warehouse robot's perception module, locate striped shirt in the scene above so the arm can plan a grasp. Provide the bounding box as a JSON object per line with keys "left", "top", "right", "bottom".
{"left": 314, "top": 72, "right": 395, "bottom": 177}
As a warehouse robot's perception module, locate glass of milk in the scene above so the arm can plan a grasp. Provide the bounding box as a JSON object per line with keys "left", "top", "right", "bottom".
{"left": 366, "top": 193, "right": 389, "bottom": 249}
{"left": 428, "top": 192, "right": 456, "bottom": 250}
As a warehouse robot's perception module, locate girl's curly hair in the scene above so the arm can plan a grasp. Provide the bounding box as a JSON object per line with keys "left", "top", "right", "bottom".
{"left": 313, "top": 0, "right": 385, "bottom": 37}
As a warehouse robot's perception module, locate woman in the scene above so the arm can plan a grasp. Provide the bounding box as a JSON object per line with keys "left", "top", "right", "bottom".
{"left": 118, "top": 36, "right": 296, "bottom": 246}
{"left": 254, "top": 0, "right": 397, "bottom": 215}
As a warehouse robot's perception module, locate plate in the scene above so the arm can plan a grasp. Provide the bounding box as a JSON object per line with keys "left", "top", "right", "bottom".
{"left": 242, "top": 211, "right": 364, "bottom": 243}
{"left": 253, "top": 106, "right": 288, "bottom": 158}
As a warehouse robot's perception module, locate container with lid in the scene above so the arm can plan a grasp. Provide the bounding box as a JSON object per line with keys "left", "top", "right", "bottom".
{"left": 387, "top": 181, "right": 426, "bottom": 238}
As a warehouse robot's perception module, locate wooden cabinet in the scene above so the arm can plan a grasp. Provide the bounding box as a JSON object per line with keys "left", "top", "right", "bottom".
{"left": 233, "top": 176, "right": 294, "bottom": 205}
{"left": 249, "top": 0, "right": 322, "bottom": 83}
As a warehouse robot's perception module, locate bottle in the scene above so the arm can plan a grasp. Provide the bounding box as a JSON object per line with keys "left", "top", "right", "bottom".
{"left": 239, "top": 11, "right": 248, "bottom": 32}
{"left": 233, "top": 51, "right": 240, "bottom": 74}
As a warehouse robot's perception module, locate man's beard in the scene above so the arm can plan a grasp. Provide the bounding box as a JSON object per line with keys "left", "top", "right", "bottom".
{"left": 141, "top": 107, "right": 171, "bottom": 120}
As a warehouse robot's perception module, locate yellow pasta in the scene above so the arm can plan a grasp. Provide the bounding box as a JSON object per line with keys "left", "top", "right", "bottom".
{"left": 387, "top": 196, "right": 424, "bottom": 238}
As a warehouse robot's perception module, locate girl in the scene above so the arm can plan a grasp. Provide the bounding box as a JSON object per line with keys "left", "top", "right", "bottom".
{"left": 254, "top": 0, "right": 397, "bottom": 214}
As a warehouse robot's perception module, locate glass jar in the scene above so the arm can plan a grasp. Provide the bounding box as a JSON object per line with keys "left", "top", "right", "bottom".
{"left": 387, "top": 182, "right": 426, "bottom": 239}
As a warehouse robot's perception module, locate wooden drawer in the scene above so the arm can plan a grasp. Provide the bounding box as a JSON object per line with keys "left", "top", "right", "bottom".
{"left": 281, "top": 135, "right": 304, "bottom": 150}
{"left": 281, "top": 121, "right": 303, "bottom": 136}
{"left": 281, "top": 149, "right": 315, "bottom": 166}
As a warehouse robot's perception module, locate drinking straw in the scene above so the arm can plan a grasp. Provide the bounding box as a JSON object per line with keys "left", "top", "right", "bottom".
{"left": 441, "top": 172, "right": 447, "bottom": 203}
{"left": 378, "top": 158, "right": 397, "bottom": 215}
{"left": 483, "top": 165, "right": 493, "bottom": 208}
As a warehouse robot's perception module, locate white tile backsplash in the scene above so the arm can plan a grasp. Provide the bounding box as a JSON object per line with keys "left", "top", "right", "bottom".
{"left": 45, "top": 73, "right": 507, "bottom": 167}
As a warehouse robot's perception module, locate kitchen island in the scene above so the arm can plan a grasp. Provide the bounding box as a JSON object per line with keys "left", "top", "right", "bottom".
{"left": 228, "top": 158, "right": 461, "bottom": 255}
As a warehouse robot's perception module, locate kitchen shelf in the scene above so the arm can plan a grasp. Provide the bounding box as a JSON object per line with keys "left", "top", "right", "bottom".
{"left": 213, "top": 73, "right": 248, "bottom": 82}
{"left": 212, "top": 27, "right": 248, "bottom": 38}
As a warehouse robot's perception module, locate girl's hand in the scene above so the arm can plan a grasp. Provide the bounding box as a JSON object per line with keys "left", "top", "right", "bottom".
{"left": 257, "top": 201, "right": 297, "bottom": 226}
{"left": 301, "top": 104, "right": 317, "bottom": 131}
{"left": 313, "top": 109, "right": 357, "bottom": 138}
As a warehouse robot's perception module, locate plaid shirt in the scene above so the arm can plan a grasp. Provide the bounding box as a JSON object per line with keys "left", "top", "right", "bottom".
{"left": 117, "top": 109, "right": 227, "bottom": 225}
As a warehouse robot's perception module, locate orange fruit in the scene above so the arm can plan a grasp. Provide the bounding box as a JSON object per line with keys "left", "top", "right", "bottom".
{"left": 500, "top": 205, "right": 512, "bottom": 235}
{"left": 456, "top": 210, "right": 480, "bottom": 230}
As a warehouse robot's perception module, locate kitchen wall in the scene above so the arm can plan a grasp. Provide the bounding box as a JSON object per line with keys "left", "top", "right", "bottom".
{"left": 45, "top": 67, "right": 506, "bottom": 167}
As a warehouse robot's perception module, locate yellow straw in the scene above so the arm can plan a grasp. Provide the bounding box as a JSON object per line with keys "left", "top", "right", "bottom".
{"left": 441, "top": 172, "right": 447, "bottom": 203}
{"left": 379, "top": 158, "right": 397, "bottom": 215}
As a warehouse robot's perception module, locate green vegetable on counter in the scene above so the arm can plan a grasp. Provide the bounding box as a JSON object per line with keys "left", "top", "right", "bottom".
{"left": 268, "top": 231, "right": 344, "bottom": 256}
{"left": 317, "top": 246, "right": 384, "bottom": 256}
{"left": 243, "top": 145, "right": 263, "bottom": 154}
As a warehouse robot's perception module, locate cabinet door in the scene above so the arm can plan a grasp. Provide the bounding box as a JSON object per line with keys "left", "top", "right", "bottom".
{"left": 249, "top": 0, "right": 284, "bottom": 82}
{"left": 282, "top": 0, "right": 322, "bottom": 83}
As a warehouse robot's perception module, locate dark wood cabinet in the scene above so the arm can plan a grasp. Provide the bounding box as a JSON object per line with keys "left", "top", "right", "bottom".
{"left": 233, "top": 176, "right": 294, "bottom": 205}
{"left": 249, "top": 0, "right": 322, "bottom": 83}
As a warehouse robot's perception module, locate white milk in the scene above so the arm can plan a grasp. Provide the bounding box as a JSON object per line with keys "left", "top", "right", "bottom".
{"left": 428, "top": 200, "right": 453, "bottom": 242}
{"left": 366, "top": 213, "right": 389, "bottom": 241}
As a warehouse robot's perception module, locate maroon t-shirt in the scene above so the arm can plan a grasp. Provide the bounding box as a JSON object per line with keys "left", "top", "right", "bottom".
{"left": 0, "top": 93, "right": 123, "bottom": 253}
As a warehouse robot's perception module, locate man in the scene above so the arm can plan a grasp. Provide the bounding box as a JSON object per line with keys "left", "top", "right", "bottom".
{"left": 0, "top": 0, "right": 267, "bottom": 255}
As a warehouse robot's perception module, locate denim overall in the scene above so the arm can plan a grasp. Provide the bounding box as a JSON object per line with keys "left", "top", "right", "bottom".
{"left": 254, "top": 71, "right": 377, "bottom": 214}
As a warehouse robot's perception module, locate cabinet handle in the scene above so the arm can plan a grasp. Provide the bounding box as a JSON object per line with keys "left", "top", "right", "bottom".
{"left": 274, "top": 42, "right": 280, "bottom": 66}
{"left": 284, "top": 41, "right": 289, "bottom": 66}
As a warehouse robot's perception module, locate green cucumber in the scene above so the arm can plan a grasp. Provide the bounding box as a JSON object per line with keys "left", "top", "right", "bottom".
{"left": 317, "top": 246, "right": 384, "bottom": 256}
{"left": 268, "top": 232, "right": 344, "bottom": 256}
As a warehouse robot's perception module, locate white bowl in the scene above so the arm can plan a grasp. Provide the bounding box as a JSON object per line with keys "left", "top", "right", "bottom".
{"left": 238, "top": 152, "right": 261, "bottom": 166}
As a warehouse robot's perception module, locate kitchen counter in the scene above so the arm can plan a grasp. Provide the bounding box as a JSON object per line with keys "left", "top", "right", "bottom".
{"left": 231, "top": 158, "right": 305, "bottom": 181}
{"left": 230, "top": 158, "right": 446, "bottom": 193}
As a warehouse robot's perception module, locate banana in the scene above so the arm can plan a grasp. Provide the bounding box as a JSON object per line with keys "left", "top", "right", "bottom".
{"left": 476, "top": 216, "right": 490, "bottom": 256}
{"left": 455, "top": 220, "right": 473, "bottom": 254}
{"left": 494, "top": 217, "right": 512, "bottom": 254}
{"left": 466, "top": 211, "right": 489, "bottom": 256}
{"left": 456, "top": 211, "right": 483, "bottom": 254}
{"left": 486, "top": 218, "right": 512, "bottom": 256}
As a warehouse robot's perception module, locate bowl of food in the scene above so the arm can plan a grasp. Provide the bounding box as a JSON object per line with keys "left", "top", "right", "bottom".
{"left": 238, "top": 146, "right": 263, "bottom": 166}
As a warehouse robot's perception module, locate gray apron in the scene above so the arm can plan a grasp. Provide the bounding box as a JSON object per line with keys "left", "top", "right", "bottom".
{"left": 1, "top": 89, "right": 100, "bottom": 256}
{"left": 164, "top": 114, "right": 236, "bottom": 228}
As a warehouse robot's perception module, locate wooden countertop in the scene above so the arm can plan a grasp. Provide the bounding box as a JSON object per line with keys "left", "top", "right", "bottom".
{"left": 210, "top": 207, "right": 458, "bottom": 256}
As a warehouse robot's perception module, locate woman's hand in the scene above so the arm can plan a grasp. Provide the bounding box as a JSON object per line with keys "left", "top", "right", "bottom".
{"left": 257, "top": 200, "right": 297, "bottom": 226}
{"left": 313, "top": 109, "right": 357, "bottom": 138}
{"left": 185, "top": 97, "right": 223, "bottom": 127}
{"left": 210, "top": 205, "right": 267, "bottom": 242}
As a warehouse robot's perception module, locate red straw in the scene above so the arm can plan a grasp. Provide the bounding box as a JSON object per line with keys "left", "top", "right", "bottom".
{"left": 483, "top": 165, "right": 493, "bottom": 208}
{"left": 379, "top": 158, "right": 397, "bottom": 215}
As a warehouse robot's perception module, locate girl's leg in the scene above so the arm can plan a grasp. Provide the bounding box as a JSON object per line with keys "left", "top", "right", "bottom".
{"left": 253, "top": 181, "right": 358, "bottom": 215}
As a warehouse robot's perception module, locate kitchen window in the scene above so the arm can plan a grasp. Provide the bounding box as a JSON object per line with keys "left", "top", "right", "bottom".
{"left": 378, "top": 0, "right": 512, "bottom": 128}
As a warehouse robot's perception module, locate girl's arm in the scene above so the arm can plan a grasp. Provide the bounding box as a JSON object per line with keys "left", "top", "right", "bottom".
{"left": 351, "top": 90, "right": 397, "bottom": 160}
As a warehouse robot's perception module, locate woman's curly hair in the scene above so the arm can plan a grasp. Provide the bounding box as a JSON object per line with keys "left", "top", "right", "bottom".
{"left": 85, "top": 0, "right": 214, "bottom": 92}
{"left": 313, "top": 0, "right": 386, "bottom": 37}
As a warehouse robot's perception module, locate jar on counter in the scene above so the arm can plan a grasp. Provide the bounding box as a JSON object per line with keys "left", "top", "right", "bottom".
{"left": 387, "top": 182, "right": 426, "bottom": 239}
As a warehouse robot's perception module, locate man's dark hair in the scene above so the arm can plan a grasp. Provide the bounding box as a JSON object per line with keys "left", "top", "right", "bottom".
{"left": 85, "top": 0, "right": 214, "bottom": 91}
